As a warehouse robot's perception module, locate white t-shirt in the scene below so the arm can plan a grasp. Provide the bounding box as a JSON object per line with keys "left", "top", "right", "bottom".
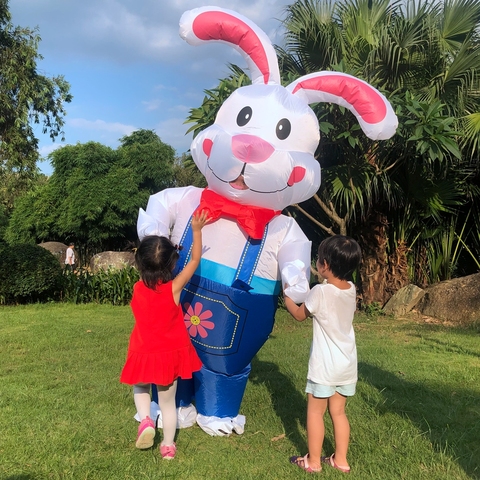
{"left": 304, "top": 281, "right": 357, "bottom": 386}
{"left": 65, "top": 247, "right": 75, "bottom": 265}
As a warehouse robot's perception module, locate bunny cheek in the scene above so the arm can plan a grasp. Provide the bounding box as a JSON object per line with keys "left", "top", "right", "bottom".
{"left": 287, "top": 166, "right": 306, "bottom": 187}
{"left": 203, "top": 138, "right": 213, "bottom": 157}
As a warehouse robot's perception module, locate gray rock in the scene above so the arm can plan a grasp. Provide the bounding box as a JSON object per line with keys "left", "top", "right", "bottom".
{"left": 38, "top": 241, "right": 68, "bottom": 266}
{"left": 417, "top": 272, "right": 480, "bottom": 323}
{"left": 90, "top": 251, "right": 135, "bottom": 273}
{"left": 383, "top": 284, "right": 425, "bottom": 316}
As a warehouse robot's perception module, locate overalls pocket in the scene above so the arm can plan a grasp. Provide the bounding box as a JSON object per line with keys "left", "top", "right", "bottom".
{"left": 181, "top": 274, "right": 277, "bottom": 374}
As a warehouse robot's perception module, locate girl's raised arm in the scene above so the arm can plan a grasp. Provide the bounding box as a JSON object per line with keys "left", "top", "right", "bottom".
{"left": 172, "top": 210, "right": 210, "bottom": 304}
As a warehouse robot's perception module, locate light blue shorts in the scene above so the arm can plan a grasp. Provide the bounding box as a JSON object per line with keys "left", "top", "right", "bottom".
{"left": 306, "top": 379, "right": 356, "bottom": 398}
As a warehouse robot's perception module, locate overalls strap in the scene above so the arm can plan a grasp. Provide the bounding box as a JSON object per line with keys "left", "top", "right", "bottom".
{"left": 175, "top": 214, "right": 268, "bottom": 288}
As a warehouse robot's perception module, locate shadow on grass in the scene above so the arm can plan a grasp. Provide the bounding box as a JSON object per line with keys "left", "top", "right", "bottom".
{"left": 359, "top": 362, "right": 479, "bottom": 478}
{"left": 407, "top": 333, "right": 480, "bottom": 359}
{"left": 250, "top": 357, "right": 308, "bottom": 454}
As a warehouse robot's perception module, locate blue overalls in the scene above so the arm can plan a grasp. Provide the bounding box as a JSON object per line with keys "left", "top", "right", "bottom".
{"left": 171, "top": 214, "right": 281, "bottom": 418}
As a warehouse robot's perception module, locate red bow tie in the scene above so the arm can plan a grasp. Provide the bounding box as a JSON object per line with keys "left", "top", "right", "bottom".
{"left": 194, "top": 188, "right": 281, "bottom": 239}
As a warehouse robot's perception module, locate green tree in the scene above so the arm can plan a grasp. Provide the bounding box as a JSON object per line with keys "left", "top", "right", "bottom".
{"left": 0, "top": 0, "right": 71, "bottom": 211}
{"left": 118, "top": 129, "right": 175, "bottom": 192}
{"left": 172, "top": 153, "right": 207, "bottom": 188}
{"left": 5, "top": 131, "right": 176, "bottom": 259}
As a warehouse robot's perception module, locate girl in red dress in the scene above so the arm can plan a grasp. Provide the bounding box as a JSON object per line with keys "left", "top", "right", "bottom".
{"left": 120, "top": 210, "right": 209, "bottom": 459}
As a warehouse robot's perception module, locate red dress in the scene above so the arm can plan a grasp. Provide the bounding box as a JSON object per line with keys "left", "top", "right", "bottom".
{"left": 120, "top": 280, "right": 202, "bottom": 386}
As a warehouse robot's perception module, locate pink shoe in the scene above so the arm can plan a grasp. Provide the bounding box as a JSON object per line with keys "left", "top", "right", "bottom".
{"left": 160, "top": 442, "right": 176, "bottom": 460}
{"left": 290, "top": 454, "right": 322, "bottom": 473}
{"left": 135, "top": 416, "right": 155, "bottom": 449}
{"left": 321, "top": 454, "right": 351, "bottom": 473}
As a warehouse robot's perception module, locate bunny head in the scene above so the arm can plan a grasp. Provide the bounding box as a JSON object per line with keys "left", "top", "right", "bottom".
{"left": 179, "top": 7, "right": 398, "bottom": 211}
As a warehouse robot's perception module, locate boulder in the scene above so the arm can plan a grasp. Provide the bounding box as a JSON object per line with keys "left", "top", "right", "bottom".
{"left": 38, "top": 241, "right": 68, "bottom": 266}
{"left": 90, "top": 251, "right": 135, "bottom": 273}
{"left": 383, "top": 284, "right": 425, "bottom": 316}
{"left": 417, "top": 272, "right": 480, "bottom": 323}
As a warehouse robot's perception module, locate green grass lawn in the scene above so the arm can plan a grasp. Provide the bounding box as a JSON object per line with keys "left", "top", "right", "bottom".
{"left": 0, "top": 304, "right": 479, "bottom": 479}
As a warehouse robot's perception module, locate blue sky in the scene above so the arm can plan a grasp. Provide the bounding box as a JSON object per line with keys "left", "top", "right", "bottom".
{"left": 9, "top": 0, "right": 286, "bottom": 175}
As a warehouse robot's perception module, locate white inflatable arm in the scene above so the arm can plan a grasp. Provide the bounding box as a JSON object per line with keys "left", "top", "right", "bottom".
{"left": 137, "top": 186, "right": 199, "bottom": 240}
{"left": 278, "top": 220, "right": 312, "bottom": 304}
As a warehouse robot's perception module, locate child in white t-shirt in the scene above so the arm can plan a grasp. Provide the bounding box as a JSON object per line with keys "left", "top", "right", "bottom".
{"left": 284, "top": 235, "right": 362, "bottom": 474}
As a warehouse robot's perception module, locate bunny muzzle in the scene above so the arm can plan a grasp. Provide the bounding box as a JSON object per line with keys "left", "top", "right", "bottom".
{"left": 231, "top": 134, "right": 275, "bottom": 164}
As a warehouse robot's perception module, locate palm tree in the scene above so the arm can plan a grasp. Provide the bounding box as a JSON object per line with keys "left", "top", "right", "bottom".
{"left": 278, "top": 0, "right": 480, "bottom": 304}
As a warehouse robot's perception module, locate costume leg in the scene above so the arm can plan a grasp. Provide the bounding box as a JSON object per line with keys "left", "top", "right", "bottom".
{"left": 157, "top": 380, "right": 178, "bottom": 446}
{"left": 194, "top": 364, "right": 250, "bottom": 436}
{"left": 175, "top": 378, "right": 195, "bottom": 407}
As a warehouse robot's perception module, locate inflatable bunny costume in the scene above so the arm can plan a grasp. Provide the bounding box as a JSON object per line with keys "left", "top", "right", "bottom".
{"left": 137, "top": 6, "right": 397, "bottom": 436}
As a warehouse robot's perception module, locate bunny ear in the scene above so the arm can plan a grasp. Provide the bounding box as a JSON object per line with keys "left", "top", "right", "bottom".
{"left": 179, "top": 7, "right": 281, "bottom": 85}
{"left": 287, "top": 72, "right": 398, "bottom": 140}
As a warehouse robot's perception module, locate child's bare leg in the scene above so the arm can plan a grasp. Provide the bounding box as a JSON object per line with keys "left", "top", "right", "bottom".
{"left": 157, "top": 380, "right": 178, "bottom": 446}
{"left": 328, "top": 392, "right": 350, "bottom": 468}
{"left": 306, "top": 393, "right": 328, "bottom": 469}
{"left": 133, "top": 383, "right": 152, "bottom": 420}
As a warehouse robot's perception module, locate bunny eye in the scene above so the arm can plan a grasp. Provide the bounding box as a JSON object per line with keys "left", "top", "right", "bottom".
{"left": 276, "top": 118, "right": 291, "bottom": 140}
{"left": 237, "top": 106, "right": 253, "bottom": 127}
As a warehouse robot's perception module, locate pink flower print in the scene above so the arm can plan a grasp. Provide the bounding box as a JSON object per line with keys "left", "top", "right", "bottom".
{"left": 184, "top": 302, "right": 214, "bottom": 338}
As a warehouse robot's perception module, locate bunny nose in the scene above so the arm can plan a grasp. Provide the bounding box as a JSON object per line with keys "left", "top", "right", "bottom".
{"left": 232, "top": 134, "right": 274, "bottom": 164}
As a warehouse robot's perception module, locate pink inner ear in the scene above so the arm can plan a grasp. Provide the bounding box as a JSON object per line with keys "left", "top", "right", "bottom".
{"left": 292, "top": 75, "right": 387, "bottom": 124}
{"left": 193, "top": 11, "right": 271, "bottom": 84}
{"left": 203, "top": 139, "right": 213, "bottom": 157}
{"left": 287, "top": 166, "right": 306, "bottom": 186}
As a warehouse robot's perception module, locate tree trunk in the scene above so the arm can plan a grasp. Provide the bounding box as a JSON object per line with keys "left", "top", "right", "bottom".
{"left": 414, "top": 244, "right": 429, "bottom": 289}
{"left": 386, "top": 239, "right": 410, "bottom": 299}
{"left": 357, "top": 212, "right": 389, "bottom": 306}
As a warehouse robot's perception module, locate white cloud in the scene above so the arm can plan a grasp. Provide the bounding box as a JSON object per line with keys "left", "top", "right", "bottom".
{"left": 142, "top": 99, "right": 163, "bottom": 112}
{"left": 38, "top": 143, "right": 64, "bottom": 159}
{"left": 10, "top": 1, "right": 285, "bottom": 66}
{"left": 68, "top": 118, "right": 136, "bottom": 136}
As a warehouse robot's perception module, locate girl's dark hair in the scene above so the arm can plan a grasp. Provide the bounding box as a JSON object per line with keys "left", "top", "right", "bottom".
{"left": 135, "top": 236, "right": 180, "bottom": 290}
{"left": 318, "top": 235, "right": 362, "bottom": 281}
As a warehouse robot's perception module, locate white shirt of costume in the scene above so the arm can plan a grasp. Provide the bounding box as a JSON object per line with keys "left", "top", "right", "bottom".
{"left": 65, "top": 247, "right": 75, "bottom": 265}
{"left": 137, "top": 186, "right": 311, "bottom": 304}
{"left": 304, "top": 281, "right": 357, "bottom": 386}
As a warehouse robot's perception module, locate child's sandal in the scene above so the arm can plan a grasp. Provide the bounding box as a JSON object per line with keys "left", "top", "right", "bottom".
{"left": 290, "top": 454, "right": 322, "bottom": 473}
{"left": 321, "top": 454, "right": 351, "bottom": 473}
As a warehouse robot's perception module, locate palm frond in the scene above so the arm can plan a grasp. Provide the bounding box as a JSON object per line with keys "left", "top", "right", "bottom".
{"left": 441, "top": 0, "right": 480, "bottom": 51}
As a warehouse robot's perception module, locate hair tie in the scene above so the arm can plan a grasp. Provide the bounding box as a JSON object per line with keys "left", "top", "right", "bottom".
{"left": 175, "top": 244, "right": 184, "bottom": 252}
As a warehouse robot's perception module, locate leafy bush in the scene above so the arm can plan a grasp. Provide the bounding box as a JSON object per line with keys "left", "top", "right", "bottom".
{"left": 0, "top": 244, "right": 63, "bottom": 304}
{"left": 361, "top": 301, "right": 386, "bottom": 318}
{"left": 62, "top": 266, "right": 139, "bottom": 305}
